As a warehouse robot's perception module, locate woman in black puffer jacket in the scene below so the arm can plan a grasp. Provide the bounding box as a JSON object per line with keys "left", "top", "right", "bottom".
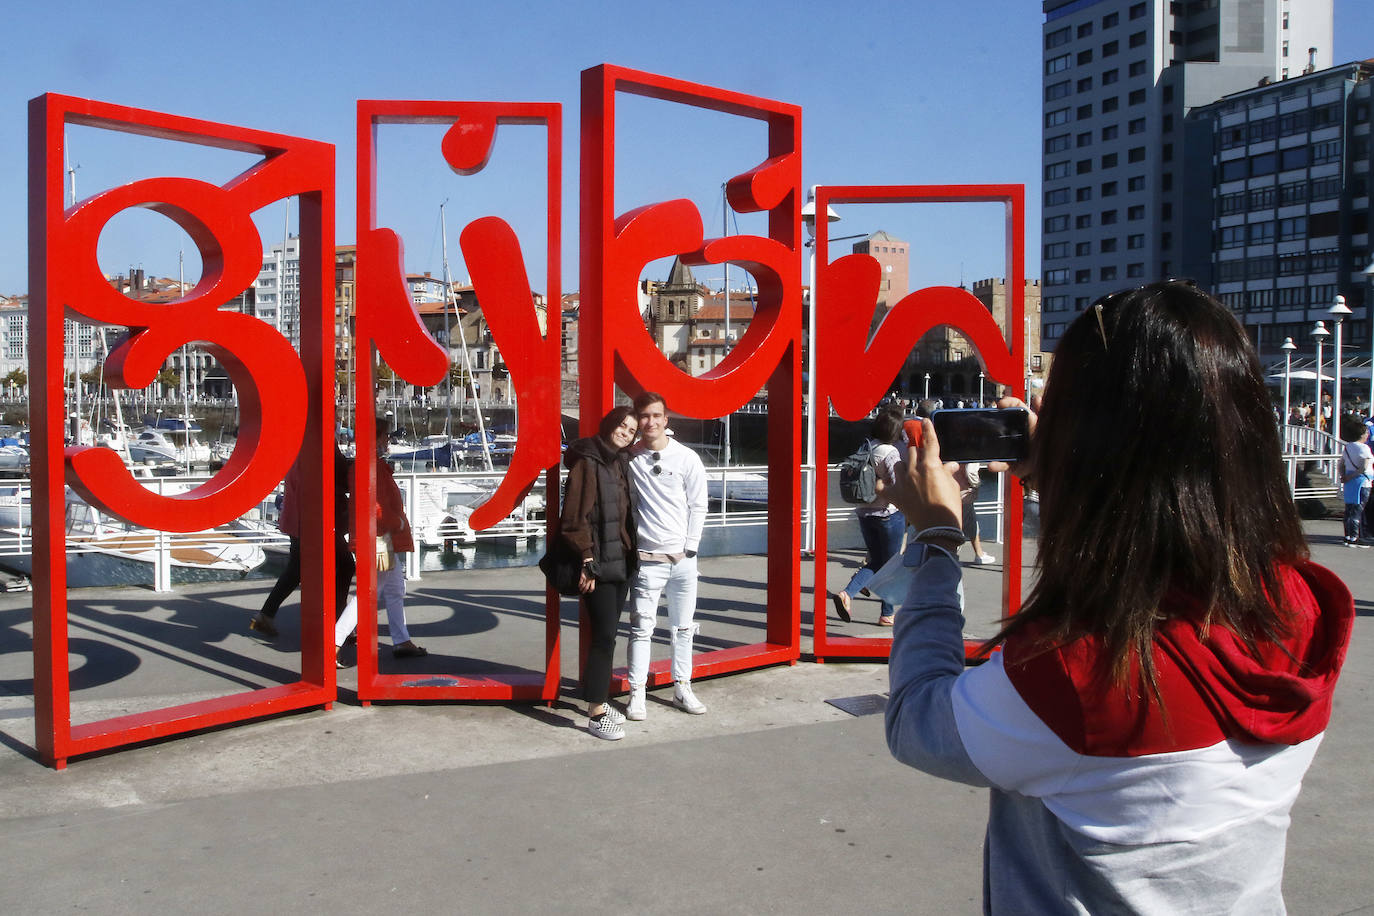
{"left": 558, "top": 406, "right": 639, "bottom": 740}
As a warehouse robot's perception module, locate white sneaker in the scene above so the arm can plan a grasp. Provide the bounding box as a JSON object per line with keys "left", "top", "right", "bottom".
{"left": 626, "top": 686, "right": 647, "bottom": 721}
{"left": 673, "top": 681, "right": 707, "bottom": 715}
{"left": 587, "top": 712, "right": 625, "bottom": 741}
{"left": 597, "top": 705, "right": 626, "bottom": 726}
{"left": 974, "top": 553, "right": 996, "bottom": 565}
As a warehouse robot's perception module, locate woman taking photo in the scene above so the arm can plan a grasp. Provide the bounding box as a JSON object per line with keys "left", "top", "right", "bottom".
{"left": 882, "top": 281, "right": 1353, "bottom": 913}
{"left": 558, "top": 406, "right": 639, "bottom": 741}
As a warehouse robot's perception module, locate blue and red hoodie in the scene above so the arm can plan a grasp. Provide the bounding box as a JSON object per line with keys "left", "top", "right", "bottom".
{"left": 884, "top": 545, "right": 1353, "bottom": 915}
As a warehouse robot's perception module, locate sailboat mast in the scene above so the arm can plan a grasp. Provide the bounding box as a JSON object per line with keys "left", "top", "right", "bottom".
{"left": 180, "top": 250, "right": 191, "bottom": 476}
{"left": 439, "top": 202, "right": 455, "bottom": 449}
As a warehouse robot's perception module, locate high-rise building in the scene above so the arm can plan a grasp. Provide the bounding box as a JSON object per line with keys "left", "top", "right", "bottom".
{"left": 250, "top": 236, "right": 301, "bottom": 347}
{"left": 1040, "top": 0, "right": 1333, "bottom": 349}
{"left": 1184, "top": 60, "right": 1373, "bottom": 357}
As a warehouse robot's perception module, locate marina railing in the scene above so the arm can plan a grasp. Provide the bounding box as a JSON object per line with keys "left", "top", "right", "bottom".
{"left": 1280, "top": 424, "right": 1342, "bottom": 503}
{"left": 0, "top": 461, "right": 1015, "bottom": 590}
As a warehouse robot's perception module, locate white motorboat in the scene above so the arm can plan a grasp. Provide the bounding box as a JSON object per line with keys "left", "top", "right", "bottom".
{"left": 0, "top": 488, "right": 267, "bottom": 587}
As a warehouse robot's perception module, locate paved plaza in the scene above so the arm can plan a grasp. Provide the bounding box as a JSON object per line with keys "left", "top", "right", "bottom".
{"left": 0, "top": 518, "right": 1370, "bottom": 914}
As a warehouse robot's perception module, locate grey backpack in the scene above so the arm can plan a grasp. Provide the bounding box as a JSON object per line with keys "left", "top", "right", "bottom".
{"left": 838, "top": 440, "right": 878, "bottom": 504}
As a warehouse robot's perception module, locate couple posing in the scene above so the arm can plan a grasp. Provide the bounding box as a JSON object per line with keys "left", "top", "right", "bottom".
{"left": 558, "top": 391, "right": 709, "bottom": 740}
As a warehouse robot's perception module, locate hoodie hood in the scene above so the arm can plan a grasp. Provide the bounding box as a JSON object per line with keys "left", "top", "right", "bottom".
{"left": 1003, "top": 561, "right": 1354, "bottom": 757}
{"left": 564, "top": 435, "right": 620, "bottom": 472}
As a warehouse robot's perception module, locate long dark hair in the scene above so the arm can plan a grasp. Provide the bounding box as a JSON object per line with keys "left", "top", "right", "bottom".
{"left": 988, "top": 281, "right": 1308, "bottom": 695}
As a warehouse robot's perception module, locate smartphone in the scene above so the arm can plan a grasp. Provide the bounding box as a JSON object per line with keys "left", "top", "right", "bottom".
{"left": 929, "top": 408, "right": 1029, "bottom": 463}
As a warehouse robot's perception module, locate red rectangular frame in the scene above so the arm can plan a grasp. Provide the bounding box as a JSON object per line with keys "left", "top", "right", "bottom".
{"left": 354, "top": 100, "right": 563, "bottom": 703}
{"left": 28, "top": 94, "right": 338, "bottom": 768}
{"left": 811, "top": 184, "right": 1026, "bottom": 662}
{"left": 580, "top": 64, "right": 803, "bottom": 689}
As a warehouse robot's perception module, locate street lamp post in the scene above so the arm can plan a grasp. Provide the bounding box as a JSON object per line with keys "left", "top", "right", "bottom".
{"left": 1312, "top": 320, "right": 1330, "bottom": 431}
{"left": 801, "top": 187, "right": 841, "bottom": 556}
{"left": 978, "top": 370, "right": 985, "bottom": 405}
{"left": 1364, "top": 257, "right": 1374, "bottom": 412}
{"left": 1281, "top": 336, "right": 1297, "bottom": 427}
{"left": 923, "top": 372, "right": 931, "bottom": 399}
{"left": 1330, "top": 294, "right": 1352, "bottom": 435}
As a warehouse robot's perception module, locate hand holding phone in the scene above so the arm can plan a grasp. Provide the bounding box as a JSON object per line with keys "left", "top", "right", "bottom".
{"left": 930, "top": 408, "right": 1030, "bottom": 464}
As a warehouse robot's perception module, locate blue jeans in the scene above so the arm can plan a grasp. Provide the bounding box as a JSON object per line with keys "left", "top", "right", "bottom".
{"left": 845, "top": 512, "right": 906, "bottom": 618}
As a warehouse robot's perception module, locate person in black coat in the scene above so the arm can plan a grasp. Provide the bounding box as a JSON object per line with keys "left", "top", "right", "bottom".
{"left": 558, "top": 406, "right": 639, "bottom": 740}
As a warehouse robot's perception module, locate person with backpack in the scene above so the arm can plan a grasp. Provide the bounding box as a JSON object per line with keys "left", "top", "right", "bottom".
{"left": 832, "top": 409, "right": 905, "bottom": 626}
{"left": 1340, "top": 415, "right": 1373, "bottom": 548}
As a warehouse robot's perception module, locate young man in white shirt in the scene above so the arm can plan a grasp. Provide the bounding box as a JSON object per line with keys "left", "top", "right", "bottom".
{"left": 624, "top": 391, "right": 709, "bottom": 719}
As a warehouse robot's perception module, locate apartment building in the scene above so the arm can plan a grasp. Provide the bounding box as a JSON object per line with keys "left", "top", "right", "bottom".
{"left": 1041, "top": 0, "right": 1333, "bottom": 349}
{"left": 1184, "top": 60, "right": 1374, "bottom": 354}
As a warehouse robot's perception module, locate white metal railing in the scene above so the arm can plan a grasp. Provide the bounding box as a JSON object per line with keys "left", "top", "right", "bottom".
{"left": 1281, "top": 424, "right": 1342, "bottom": 502}
{"left": 0, "top": 461, "right": 1013, "bottom": 589}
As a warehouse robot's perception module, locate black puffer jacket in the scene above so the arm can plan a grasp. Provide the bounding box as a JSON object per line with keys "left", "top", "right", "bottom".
{"left": 559, "top": 436, "right": 638, "bottom": 583}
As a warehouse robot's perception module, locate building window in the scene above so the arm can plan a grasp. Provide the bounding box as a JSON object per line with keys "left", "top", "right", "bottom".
{"left": 1101, "top": 124, "right": 1119, "bottom": 141}
{"left": 1129, "top": 30, "right": 1146, "bottom": 48}
{"left": 1078, "top": 49, "right": 1094, "bottom": 66}
{"left": 1219, "top": 226, "right": 1246, "bottom": 248}
{"left": 1247, "top": 221, "right": 1275, "bottom": 245}
{"left": 1046, "top": 107, "right": 1071, "bottom": 127}
{"left": 1077, "top": 159, "right": 1093, "bottom": 175}
{"left": 1128, "top": 146, "right": 1145, "bottom": 163}
{"left": 1078, "top": 76, "right": 1094, "bottom": 92}
{"left": 1279, "top": 180, "right": 1306, "bottom": 206}
{"left": 1128, "top": 205, "right": 1145, "bottom": 220}
{"left": 1278, "top": 216, "right": 1306, "bottom": 240}
{"left": 1103, "top": 40, "right": 1119, "bottom": 57}
{"left": 1045, "top": 242, "right": 1070, "bottom": 259}
{"left": 1129, "top": 59, "right": 1147, "bottom": 77}
{"left": 1077, "top": 186, "right": 1093, "bottom": 201}
{"left": 1248, "top": 186, "right": 1275, "bottom": 209}
{"left": 1103, "top": 68, "right": 1119, "bottom": 85}
{"left": 1077, "top": 103, "right": 1094, "bottom": 119}
{"left": 1127, "top": 233, "right": 1145, "bottom": 249}
{"left": 1045, "top": 187, "right": 1070, "bottom": 206}
{"left": 1310, "top": 176, "right": 1342, "bottom": 200}
{"left": 1101, "top": 266, "right": 1118, "bottom": 281}
{"left": 1128, "top": 88, "right": 1146, "bottom": 105}
{"left": 1127, "top": 263, "right": 1145, "bottom": 278}
{"left": 1076, "top": 241, "right": 1092, "bottom": 256}
{"left": 1128, "top": 175, "right": 1145, "bottom": 191}
{"left": 1077, "top": 21, "right": 1093, "bottom": 38}
{"left": 1078, "top": 131, "right": 1094, "bottom": 147}
{"left": 1046, "top": 26, "right": 1071, "bottom": 49}
{"left": 1102, "top": 97, "right": 1119, "bottom": 113}
{"left": 1046, "top": 269, "right": 1070, "bottom": 285}
{"left": 1076, "top": 269, "right": 1092, "bottom": 283}
{"left": 1076, "top": 213, "right": 1093, "bottom": 229}
{"left": 1312, "top": 139, "right": 1342, "bottom": 165}
{"left": 1102, "top": 180, "right": 1118, "bottom": 196}
{"left": 1128, "top": 117, "right": 1146, "bottom": 134}
{"left": 1129, "top": 2, "right": 1145, "bottom": 19}
{"left": 1101, "top": 209, "right": 1119, "bottom": 225}
{"left": 1045, "top": 133, "right": 1071, "bottom": 153}
{"left": 1280, "top": 147, "right": 1308, "bottom": 170}
{"left": 1043, "top": 296, "right": 1068, "bottom": 313}
{"left": 1045, "top": 215, "right": 1069, "bottom": 233}
{"left": 1104, "top": 11, "right": 1119, "bottom": 28}
{"left": 1045, "top": 160, "right": 1072, "bottom": 180}
{"left": 1101, "top": 237, "right": 1118, "bottom": 253}
{"left": 1046, "top": 54, "right": 1071, "bottom": 75}
{"left": 1279, "top": 111, "right": 1308, "bottom": 136}
{"left": 1045, "top": 80, "right": 1072, "bottom": 101}
{"left": 1102, "top": 153, "right": 1118, "bottom": 169}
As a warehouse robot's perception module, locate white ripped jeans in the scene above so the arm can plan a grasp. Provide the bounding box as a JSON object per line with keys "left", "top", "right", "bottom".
{"left": 627, "top": 556, "right": 699, "bottom": 686}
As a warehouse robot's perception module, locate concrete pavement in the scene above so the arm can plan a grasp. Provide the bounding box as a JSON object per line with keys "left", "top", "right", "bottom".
{"left": 0, "top": 519, "right": 1370, "bottom": 914}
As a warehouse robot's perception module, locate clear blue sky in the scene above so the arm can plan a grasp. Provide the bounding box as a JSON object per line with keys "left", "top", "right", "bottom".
{"left": 4, "top": 0, "right": 1372, "bottom": 299}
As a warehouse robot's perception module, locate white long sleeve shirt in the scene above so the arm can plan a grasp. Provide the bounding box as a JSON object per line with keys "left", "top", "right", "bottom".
{"left": 627, "top": 438, "right": 707, "bottom": 554}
